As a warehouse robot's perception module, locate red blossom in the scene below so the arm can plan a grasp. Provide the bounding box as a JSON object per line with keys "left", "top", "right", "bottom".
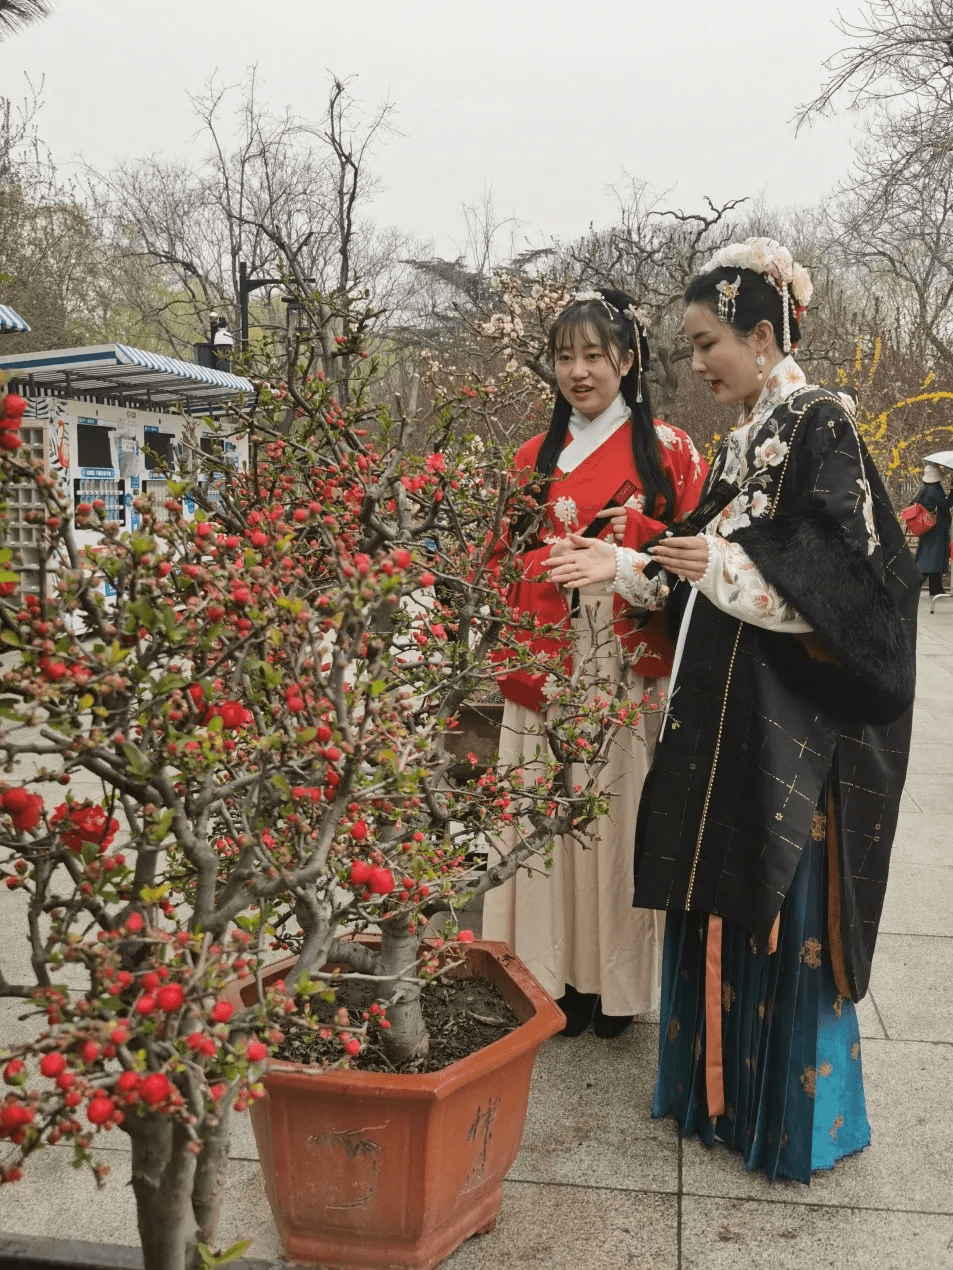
{"left": 155, "top": 983, "right": 185, "bottom": 1013}
{"left": 138, "top": 1073, "right": 172, "bottom": 1106}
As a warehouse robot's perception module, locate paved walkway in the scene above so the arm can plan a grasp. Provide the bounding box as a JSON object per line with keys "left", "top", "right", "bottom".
{"left": 1, "top": 592, "right": 951, "bottom": 1268}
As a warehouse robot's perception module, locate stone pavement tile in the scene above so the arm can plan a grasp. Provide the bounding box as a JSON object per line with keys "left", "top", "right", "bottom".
{"left": 229, "top": 1104, "right": 260, "bottom": 1161}
{"left": 854, "top": 992, "right": 886, "bottom": 1040}
{"left": 898, "top": 775, "right": 951, "bottom": 815}
{"left": 899, "top": 788, "right": 923, "bottom": 814}
{"left": 508, "top": 1023, "right": 679, "bottom": 1195}
{"left": 912, "top": 659, "right": 953, "bottom": 698}
{"left": 890, "top": 813, "right": 953, "bottom": 871}
{"left": 443, "top": 1182, "right": 678, "bottom": 1269}
{"left": 0, "top": 1141, "right": 278, "bottom": 1258}
{"left": 906, "top": 741, "right": 953, "bottom": 776}
{"left": 680, "top": 1038, "right": 953, "bottom": 1214}
{"left": 869, "top": 934, "right": 953, "bottom": 1042}
{"left": 680, "top": 1196, "right": 953, "bottom": 1270}
{"left": 913, "top": 697, "right": 953, "bottom": 724}
{"left": 880, "top": 860, "right": 953, "bottom": 936}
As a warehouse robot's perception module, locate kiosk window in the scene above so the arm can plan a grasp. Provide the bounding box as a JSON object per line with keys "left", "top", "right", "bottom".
{"left": 143, "top": 433, "right": 174, "bottom": 472}
{"left": 77, "top": 425, "right": 113, "bottom": 469}
{"left": 200, "top": 435, "right": 225, "bottom": 462}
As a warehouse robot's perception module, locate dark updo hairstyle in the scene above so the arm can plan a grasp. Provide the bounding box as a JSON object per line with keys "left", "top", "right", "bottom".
{"left": 683, "top": 267, "right": 802, "bottom": 351}
{"left": 532, "top": 288, "right": 674, "bottom": 522}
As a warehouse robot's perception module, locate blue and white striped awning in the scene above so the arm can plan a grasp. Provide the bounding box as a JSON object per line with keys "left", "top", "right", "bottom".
{"left": 0, "top": 343, "right": 252, "bottom": 410}
{"left": 0, "top": 306, "right": 30, "bottom": 334}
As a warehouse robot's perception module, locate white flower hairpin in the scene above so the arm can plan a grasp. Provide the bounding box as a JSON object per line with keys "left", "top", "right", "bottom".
{"left": 702, "top": 238, "right": 813, "bottom": 353}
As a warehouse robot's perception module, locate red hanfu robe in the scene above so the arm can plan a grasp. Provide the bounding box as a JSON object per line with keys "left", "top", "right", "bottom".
{"left": 493, "top": 416, "right": 708, "bottom": 711}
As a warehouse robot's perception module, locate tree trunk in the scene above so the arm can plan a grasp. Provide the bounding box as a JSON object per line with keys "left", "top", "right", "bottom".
{"left": 129, "top": 1117, "right": 201, "bottom": 1270}
{"left": 192, "top": 1110, "right": 232, "bottom": 1245}
{"left": 379, "top": 916, "right": 429, "bottom": 1066}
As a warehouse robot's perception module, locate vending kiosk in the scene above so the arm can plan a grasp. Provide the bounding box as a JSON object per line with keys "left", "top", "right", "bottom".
{"left": 0, "top": 343, "right": 252, "bottom": 594}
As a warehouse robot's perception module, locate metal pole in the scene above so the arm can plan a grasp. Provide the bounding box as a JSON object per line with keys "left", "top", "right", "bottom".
{"left": 239, "top": 260, "right": 249, "bottom": 352}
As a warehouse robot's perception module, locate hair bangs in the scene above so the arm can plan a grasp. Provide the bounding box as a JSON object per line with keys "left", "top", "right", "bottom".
{"left": 549, "top": 303, "right": 624, "bottom": 366}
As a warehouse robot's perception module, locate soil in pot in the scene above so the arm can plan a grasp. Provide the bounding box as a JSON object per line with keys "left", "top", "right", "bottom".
{"left": 274, "top": 975, "right": 519, "bottom": 1073}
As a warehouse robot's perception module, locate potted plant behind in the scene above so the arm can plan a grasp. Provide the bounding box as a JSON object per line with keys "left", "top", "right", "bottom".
{"left": 0, "top": 275, "right": 644, "bottom": 1270}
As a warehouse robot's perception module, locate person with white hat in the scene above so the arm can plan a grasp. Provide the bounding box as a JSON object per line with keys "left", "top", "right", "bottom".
{"left": 913, "top": 461, "right": 953, "bottom": 596}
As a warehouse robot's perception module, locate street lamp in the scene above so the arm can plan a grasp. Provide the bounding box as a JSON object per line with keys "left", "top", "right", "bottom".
{"left": 239, "top": 261, "right": 316, "bottom": 350}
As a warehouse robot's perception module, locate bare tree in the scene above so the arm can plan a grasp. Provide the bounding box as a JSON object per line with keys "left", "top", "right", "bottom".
{"left": 0, "top": 0, "right": 52, "bottom": 37}
{"left": 797, "top": 0, "right": 953, "bottom": 122}
{"left": 90, "top": 69, "right": 413, "bottom": 357}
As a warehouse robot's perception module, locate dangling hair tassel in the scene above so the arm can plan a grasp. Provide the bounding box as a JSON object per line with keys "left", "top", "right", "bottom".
{"left": 635, "top": 325, "right": 644, "bottom": 402}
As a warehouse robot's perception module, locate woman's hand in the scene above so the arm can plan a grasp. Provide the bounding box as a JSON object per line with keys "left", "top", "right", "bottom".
{"left": 547, "top": 537, "right": 576, "bottom": 559}
{"left": 648, "top": 534, "right": 710, "bottom": 582}
{"left": 592, "top": 506, "right": 629, "bottom": 543}
{"left": 545, "top": 534, "right": 617, "bottom": 587}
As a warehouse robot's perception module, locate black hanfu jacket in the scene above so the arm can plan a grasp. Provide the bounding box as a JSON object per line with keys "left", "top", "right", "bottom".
{"left": 633, "top": 386, "right": 920, "bottom": 1000}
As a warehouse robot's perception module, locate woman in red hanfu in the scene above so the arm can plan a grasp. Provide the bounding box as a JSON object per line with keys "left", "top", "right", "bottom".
{"left": 482, "top": 289, "right": 707, "bottom": 1037}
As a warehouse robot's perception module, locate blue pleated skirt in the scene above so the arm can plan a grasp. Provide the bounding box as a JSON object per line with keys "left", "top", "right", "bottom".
{"left": 652, "top": 814, "right": 870, "bottom": 1183}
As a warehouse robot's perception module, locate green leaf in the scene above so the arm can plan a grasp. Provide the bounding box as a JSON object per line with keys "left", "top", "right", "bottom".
{"left": 130, "top": 598, "right": 157, "bottom": 630}
{"left": 0, "top": 629, "right": 20, "bottom": 647}
{"left": 207, "top": 714, "right": 223, "bottom": 734}
{"left": 151, "top": 809, "right": 175, "bottom": 842}
{"left": 370, "top": 679, "right": 386, "bottom": 697}
{"left": 0, "top": 548, "right": 12, "bottom": 564}
{"left": 122, "top": 743, "right": 148, "bottom": 776}
{"left": 141, "top": 883, "right": 170, "bottom": 903}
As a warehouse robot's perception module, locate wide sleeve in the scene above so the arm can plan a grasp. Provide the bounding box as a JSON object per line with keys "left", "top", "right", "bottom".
{"left": 728, "top": 400, "right": 917, "bottom": 724}
{"left": 692, "top": 535, "right": 813, "bottom": 632}
{"left": 611, "top": 547, "right": 670, "bottom": 609}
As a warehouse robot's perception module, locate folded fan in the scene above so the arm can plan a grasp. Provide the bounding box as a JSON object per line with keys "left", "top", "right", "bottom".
{"left": 640, "top": 479, "right": 740, "bottom": 579}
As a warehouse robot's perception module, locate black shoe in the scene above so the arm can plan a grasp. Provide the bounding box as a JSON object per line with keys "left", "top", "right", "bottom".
{"left": 556, "top": 985, "right": 598, "bottom": 1037}
{"left": 592, "top": 1001, "right": 633, "bottom": 1038}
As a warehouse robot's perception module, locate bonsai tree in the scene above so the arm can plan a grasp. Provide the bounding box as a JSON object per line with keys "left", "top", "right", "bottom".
{"left": 0, "top": 283, "right": 645, "bottom": 1270}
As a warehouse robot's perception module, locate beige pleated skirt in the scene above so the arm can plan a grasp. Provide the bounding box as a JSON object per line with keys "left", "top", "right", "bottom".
{"left": 481, "top": 586, "right": 666, "bottom": 1018}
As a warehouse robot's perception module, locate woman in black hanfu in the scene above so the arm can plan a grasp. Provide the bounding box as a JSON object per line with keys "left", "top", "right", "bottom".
{"left": 546, "top": 238, "right": 920, "bottom": 1184}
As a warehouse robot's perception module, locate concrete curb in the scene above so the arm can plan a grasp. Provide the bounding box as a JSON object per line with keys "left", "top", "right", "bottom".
{"left": 0, "top": 1233, "right": 308, "bottom": 1270}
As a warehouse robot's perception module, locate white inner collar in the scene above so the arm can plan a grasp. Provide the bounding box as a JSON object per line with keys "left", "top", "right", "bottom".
{"left": 561, "top": 394, "right": 631, "bottom": 474}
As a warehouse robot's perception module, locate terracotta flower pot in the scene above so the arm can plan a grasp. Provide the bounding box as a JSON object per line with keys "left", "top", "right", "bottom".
{"left": 224, "top": 941, "right": 563, "bottom": 1270}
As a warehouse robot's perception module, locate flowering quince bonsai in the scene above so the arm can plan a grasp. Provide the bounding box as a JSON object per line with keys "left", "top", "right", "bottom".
{"left": 0, "top": 281, "right": 644, "bottom": 1270}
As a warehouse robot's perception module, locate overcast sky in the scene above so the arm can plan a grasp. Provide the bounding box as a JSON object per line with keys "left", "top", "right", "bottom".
{"left": 5, "top": 0, "right": 864, "bottom": 257}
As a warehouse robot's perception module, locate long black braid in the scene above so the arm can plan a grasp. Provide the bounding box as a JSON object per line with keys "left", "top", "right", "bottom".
{"left": 523, "top": 289, "right": 674, "bottom": 539}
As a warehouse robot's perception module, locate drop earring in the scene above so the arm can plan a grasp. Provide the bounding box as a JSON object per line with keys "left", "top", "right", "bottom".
{"left": 755, "top": 353, "right": 765, "bottom": 381}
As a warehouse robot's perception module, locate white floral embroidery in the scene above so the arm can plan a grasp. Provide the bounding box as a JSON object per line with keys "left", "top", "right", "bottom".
{"left": 716, "top": 495, "right": 751, "bottom": 538}
{"left": 750, "top": 489, "right": 770, "bottom": 518}
{"left": 754, "top": 436, "right": 787, "bottom": 469}
{"left": 702, "top": 537, "right": 807, "bottom": 628}
{"left": 624, "top": 492, "right": 647, "bottom": 514}
{"left": 856, "top": 477, "right": 879, "bottom": 556}
{"left": 552, "top": 496, "right": 578, "bottom": 531}
{"left": 654, "top": 422, "right": 680, "bottom": 450}
{"left": 685, "top": 435, "right": 704, "bottom": 478}
{"left": 612, "top": 548, "right": 669, "bottom": 610}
